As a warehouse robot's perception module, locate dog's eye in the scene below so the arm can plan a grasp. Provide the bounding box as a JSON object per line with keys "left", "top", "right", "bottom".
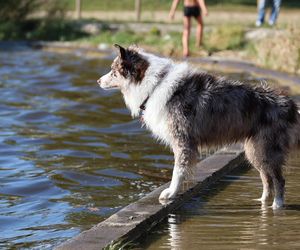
{"left": 111, "top": 71, "right": 117, "bottom": 77}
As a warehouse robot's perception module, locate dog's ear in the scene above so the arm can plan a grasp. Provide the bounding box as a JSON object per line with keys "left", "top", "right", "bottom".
{"left": 114, "top": 44, "right": 126, "bottom": 60}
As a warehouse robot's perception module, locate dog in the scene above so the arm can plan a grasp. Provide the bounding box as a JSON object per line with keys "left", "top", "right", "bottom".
{"left": 97, "top": 44, "right": 300, "bottom": 209}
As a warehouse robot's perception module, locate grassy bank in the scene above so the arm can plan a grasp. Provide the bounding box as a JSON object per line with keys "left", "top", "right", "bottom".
{"left": 0, "top": 19, "right": 88, "bottom": 41}
{"left": 76, "top": 23, "right": 300, "bottom": 75}
{"left": 61, "top": 0, "right": 300, "bottom": 11}
{"left": 77, "top": 24, "right": 246, "bottom": 56}
{"left": 1, "top": 2, "right": 299, "bottom": 75}
{"left": 1, "top": 17, "right": 298, "bottom": 75}
{"left": 248, "top": 27, "right": 300, "bottom": 74}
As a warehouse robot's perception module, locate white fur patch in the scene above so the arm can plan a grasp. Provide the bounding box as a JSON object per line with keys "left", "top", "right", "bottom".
{"left": 142, "top": 60, "right": 189, "bottom": 145}
{"left": 120, "top": 51, "right": 190, "bottom": 145}
{"left": 272, "top": 197, "right": 284, "bottom": 209}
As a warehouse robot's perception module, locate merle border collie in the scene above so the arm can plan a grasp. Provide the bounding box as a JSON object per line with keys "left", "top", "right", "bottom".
{"left": 97, "top": 44, "right": 300, "bottom": 209}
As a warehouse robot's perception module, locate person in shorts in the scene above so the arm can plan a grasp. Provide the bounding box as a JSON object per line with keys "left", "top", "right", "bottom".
{"left": 169, "top": 0, "right": 208, "bottom": 57}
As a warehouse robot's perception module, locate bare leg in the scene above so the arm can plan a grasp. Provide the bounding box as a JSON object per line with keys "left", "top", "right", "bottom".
{"left": 245, "top": 135, "right": 286, "bottom": 210}
{"left": 182, "top": 16, "right": 191, "bottom": 57}
{"left": 195, "top": 15, "right": 204, "bottom": 47}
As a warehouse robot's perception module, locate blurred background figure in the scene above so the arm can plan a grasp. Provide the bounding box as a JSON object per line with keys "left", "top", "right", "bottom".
{"left": 256, "top": 0, "right": 282, "bottom": 26}
{"left": 169, "top": 0, "right": 208, "bottom": 57}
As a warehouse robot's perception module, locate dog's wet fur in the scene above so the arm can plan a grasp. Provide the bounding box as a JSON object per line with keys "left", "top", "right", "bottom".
{"left": 98, "top": 44, "right": 300, "bottom": 209}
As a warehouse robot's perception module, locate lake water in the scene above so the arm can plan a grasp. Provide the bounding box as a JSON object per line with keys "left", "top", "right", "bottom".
{"left": 0, "top": 45, "right": 294, "bottom": 249}
{"left": 140, "top": 153, "right": 300, "bottom": 250}
{"left": 0, "top": 46, "right": 172, "bottom": 249}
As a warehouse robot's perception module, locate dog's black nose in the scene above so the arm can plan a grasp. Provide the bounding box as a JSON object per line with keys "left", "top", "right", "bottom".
{"left": 97, "top": 78, "right": 101, "bottom": 84}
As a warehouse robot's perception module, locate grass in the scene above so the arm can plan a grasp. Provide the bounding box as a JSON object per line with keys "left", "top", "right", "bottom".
{"left": 0, "top": 19, "right": 88, "bottom": 41}
{"left": 76, "top": 21, "right": 300, "bottom": 75}
{"left": 60, "top": 0, "right": 300, "bottom": 11}
{"left": 203, "top": 24, "right": 245, "bottom": 53}
{"left": 0, "top": 16, "right": 298, "bottom": 74}
{"left": 77, "top": 23, "right": 246, "bottom": 57}
{"left": 78, "top": 26, "right": 183, "bottom": 56}
{"left": 0, "top": 0, "right": 299, "bottom": 75}
{"left": 247, "top": 26, "right": 300, "bottom": 74}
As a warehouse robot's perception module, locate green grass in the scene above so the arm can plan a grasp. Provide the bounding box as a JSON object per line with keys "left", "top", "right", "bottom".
{"left": 78, "top": 27, "right": 182, "bottom": 56}
{"left": 61, "top": 0, "right": 300, "bottom": 11}
{"left": 0, "top": 19, "right": 88, "bottom": 41}
{"left": 247, "top": 26, "right": 300, "bottom": 74}
{"left": 204, "top": 24, "right": 245, "bottom": 53}
{"left": 76, "top": 22, "right": 299, "bottom": 74}
{"left": 76, "top": 23, "right": 247, "bottom": 58}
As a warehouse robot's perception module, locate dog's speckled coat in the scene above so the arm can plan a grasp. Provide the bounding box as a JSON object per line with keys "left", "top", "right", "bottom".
{"left": 98, "top": 45, "right": 300, "bottom": 209}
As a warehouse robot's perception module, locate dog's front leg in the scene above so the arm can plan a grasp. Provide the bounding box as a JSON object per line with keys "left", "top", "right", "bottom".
{"left": 159, "top": 145, "right": 197, "bottom": 201}
{"left": 159, "top": 164, "right": 185, "bottom": 200}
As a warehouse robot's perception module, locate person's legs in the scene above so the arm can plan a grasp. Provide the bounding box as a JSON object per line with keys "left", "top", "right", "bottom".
{"left": 195, "top": 15, "right": 203, "bottom": 47}
{"left": 269, "top": 0, "right": 281, "bottom": 25}
{"left": 256, "top": 0, "right": 267, "bottom": 26}
{"left": 182, "top": 16, "right": 191, "bottom": 57}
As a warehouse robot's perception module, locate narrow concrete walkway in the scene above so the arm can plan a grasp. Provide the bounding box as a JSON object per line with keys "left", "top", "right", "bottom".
{"left": 56, "top": 145, "right": 244, "bottom": 250}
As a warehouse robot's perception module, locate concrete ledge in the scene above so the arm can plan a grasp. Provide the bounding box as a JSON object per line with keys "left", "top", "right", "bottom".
{"left": 56, "top": 144, "right": 245, "bottom": 250}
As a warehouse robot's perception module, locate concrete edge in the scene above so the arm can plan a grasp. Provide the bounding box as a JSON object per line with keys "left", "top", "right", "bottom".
{"left": 56, "top": 144, "right": 245, "bottom": 250}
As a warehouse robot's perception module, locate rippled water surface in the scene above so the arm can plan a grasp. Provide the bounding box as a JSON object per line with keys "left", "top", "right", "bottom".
{"left": 0, "top": 46, "right": 176, "bottom": 249}
{"left": 141, "top": 153, "right": 300, "bottom": 250}
{"left": 0, "top": 45, "right": 286, "bottom": 249}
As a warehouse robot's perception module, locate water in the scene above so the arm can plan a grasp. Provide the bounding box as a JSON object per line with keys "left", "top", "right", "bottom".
{"left": 0, "top": 45, "right": 287, "bottom": 249}
{"left": 0, "top": 46, "right": 174, "bottom": 249}
{"left": 140, "top": 152, "right": 300, "bottom": 250}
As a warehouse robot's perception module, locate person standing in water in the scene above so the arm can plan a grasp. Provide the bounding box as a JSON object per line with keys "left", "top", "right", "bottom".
{"left": 169, "top": 0, "right": 208, "bottom": 57}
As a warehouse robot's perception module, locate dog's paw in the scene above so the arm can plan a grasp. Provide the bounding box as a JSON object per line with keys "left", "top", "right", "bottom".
{"left": 253, "top": 197, "right": 268, "bottom": 204}
{"left": 272, "top": 198, "right": 284, "bottom": 210}
{"left": 159, "top": 188, "right": 176, "bottom": 200}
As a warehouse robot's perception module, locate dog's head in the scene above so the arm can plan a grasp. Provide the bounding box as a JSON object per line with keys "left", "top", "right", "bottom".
{"left": 97, "top": 44, "right": 149, "bottom": 90}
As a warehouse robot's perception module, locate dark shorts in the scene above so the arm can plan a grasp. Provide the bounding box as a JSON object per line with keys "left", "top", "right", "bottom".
{"left": 183, "top": 6, "right": 201, "bottom": 18}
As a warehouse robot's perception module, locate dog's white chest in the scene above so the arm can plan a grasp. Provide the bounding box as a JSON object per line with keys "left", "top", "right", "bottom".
{"left": 143, "top": 108, "right": 171, "bottom": 145}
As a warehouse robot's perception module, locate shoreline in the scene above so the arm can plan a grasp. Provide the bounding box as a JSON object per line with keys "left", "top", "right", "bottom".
{"left": 56, "top": 145, "right": 245, "bottom": 250}
{"left": 28, "top": 41, "right": 300, "bottom": 94}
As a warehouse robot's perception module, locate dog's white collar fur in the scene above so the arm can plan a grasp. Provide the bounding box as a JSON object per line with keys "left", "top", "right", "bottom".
{"left": 124, "top": 53, "right": 190, "bottom": 116}
{"left": 122, "top": 52, "right": 172, "bottom": 117}
{"left": 139, "top": 64, "right": 171, "bottom": 112}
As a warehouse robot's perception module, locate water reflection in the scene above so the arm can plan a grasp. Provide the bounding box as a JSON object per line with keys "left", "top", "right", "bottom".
{"left": 142, "top": 153, "right": 300, "bottom": 250}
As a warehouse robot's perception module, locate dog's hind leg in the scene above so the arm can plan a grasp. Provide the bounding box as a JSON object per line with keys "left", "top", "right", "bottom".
{"left": 264, "top": 135, "right": 287, "bottom": 209}
{"left": 270, "top": 167, "right": 285, "bottom": 209}
{"left": 259, "top": 170, "right": 273, "bottom": 203}
{"left": 244, "top": 139, "right": 273, "bottom": 203}
{"left": 159, "top": 143, "right": 198, "bottom": 200}
{"left": 244, "top": 136, "right": 286, "bottom": 209}
{"left": 253, "top": 170, "right": 273, "bottom": 203}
